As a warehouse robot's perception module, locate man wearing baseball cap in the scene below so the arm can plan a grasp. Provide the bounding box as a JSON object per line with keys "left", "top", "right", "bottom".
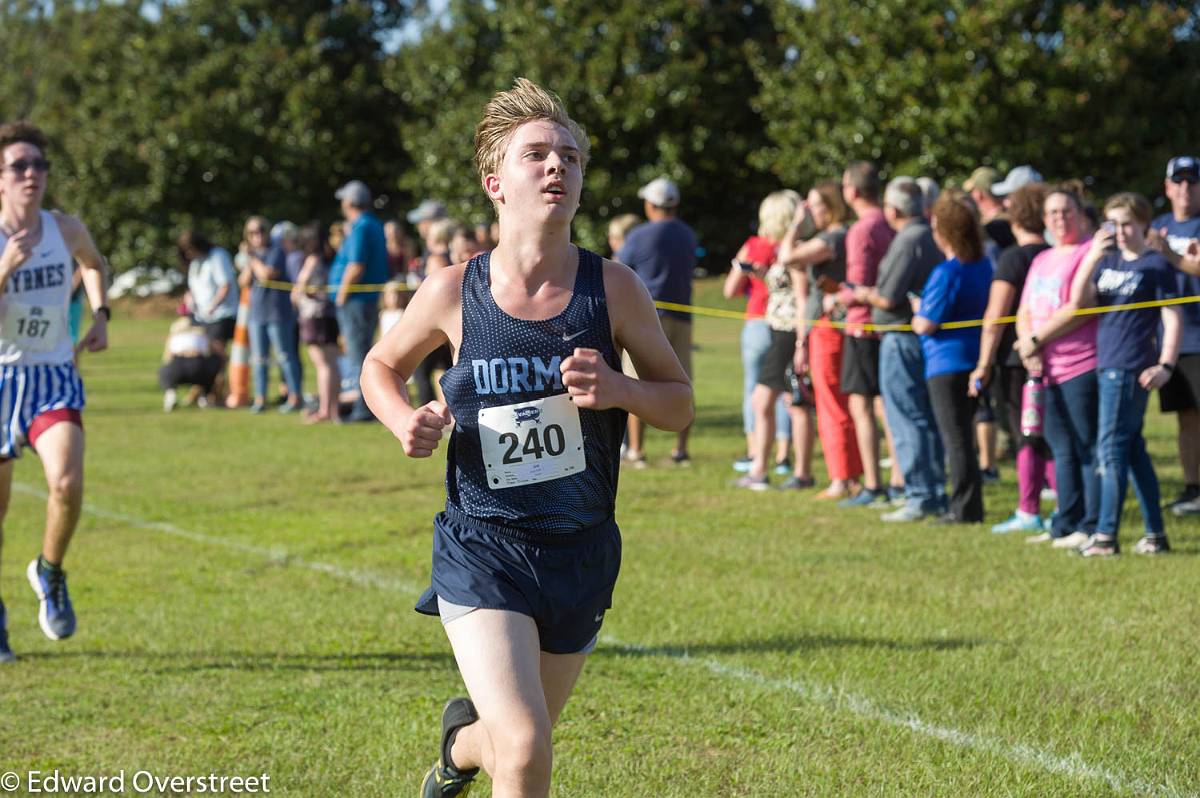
{"left": 1151, "top": 156, "right": 1200, "bottom": 513}
{"left": 991, "top": 165, "right": 1044, "bottom": 199}
{"left": 965, "top": 166, "right": 1016, "bottom": 252}
{"left": 617, "top": 176, "right": 697, "bottom": 466}
{"left": 330, "top": 179, "right": 389, "bottom": 421}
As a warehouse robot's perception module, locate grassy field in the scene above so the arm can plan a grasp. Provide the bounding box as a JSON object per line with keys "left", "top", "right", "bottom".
{"left": 1, "top": 278, "right": 1197, "bottom": 797}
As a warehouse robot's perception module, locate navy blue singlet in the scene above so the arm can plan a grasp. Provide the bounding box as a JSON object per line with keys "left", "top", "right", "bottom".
{"left": 439, "top": 247, "right": 626, "bottom": 534}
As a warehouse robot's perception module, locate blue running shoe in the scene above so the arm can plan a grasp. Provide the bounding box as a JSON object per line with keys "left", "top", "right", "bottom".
{"left": 773, "top": 459, "right": 792, "bottom": 476}
{"left": 732, "top": 456, "right": 752, "bottom": 473}
{"left": 421, "top": 698, "right": 480, "bottom": 797}
{"left": 0, "top": 599, "right": 14, "bottom": 664}
{"left": 27, "top": 559, "right": 75, "bottom": 640}
{"left": 838, "top": 488, "right": 888, "bottom": 508}
{"left": 991, "top": 511, "right": 1043, "bottom": 534}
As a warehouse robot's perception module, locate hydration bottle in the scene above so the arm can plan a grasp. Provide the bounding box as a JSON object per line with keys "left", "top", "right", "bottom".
{"left": 1020, "top": 375, "right": 1045, "bottom": 437}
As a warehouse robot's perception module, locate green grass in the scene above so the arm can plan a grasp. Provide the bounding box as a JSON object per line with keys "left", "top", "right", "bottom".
{"left": 1, "top": 278, "right": 1198, "bottom": 797}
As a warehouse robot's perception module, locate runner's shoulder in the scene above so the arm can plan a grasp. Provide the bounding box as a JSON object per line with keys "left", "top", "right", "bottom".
{"left": 411, "top": 261, "right": 466, "bottom": 312}
{"left": 48, "top": 211, "right": 93, "bottom": 248}
{"left": 600, "top": 257, "right": 650, "bottom": 304}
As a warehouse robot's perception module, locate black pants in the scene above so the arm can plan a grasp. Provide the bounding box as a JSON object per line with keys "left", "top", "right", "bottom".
{"left": 927, "top": 371, "right": 984, "bottom": 522}
{"left": 159, "top": 354, "right": 223, "bottom": 392}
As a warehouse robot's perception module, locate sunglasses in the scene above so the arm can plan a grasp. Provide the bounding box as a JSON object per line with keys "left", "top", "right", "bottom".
{"left": 4, "top": 158, "right": 51, "bottom": 175}
{"left": 1170, "top": 173, "right": 1199, "bottom": 185}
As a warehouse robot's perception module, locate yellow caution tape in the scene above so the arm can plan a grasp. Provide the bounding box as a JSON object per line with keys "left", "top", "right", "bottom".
{"left": 263, "top": 277, "right": 1200, "bottom": 332}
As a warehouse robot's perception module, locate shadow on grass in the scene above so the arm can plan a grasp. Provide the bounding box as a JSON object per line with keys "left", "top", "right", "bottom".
{"left": 18, "top": 649, "right": 457, "bottom": 674}
{"left": 599, "top": 632, "right": 986, "bottom": 659}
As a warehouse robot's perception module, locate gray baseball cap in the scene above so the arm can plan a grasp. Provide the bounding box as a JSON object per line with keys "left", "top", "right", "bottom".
{"left": 992, "top": 166, "right": 1043, "bottom": 197}
{"left": 407, "top": 199, "right": 447, "bottom": 224}
{"left": 335, "top": 180, "right": 372, "bottom": 207}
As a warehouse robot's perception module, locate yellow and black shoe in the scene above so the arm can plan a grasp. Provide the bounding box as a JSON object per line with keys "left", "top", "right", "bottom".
{"left": 420, "top": 698, "right": 479, "bottom": 797}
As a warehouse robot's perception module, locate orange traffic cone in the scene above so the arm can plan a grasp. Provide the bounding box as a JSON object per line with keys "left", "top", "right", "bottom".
{"left": 225, "top": 290, "right": 251, "bottom": 408}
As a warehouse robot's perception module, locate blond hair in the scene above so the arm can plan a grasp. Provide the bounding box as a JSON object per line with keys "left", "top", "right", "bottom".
{"left": 474, "top": 78, "right": 590, "bottom": 185}
{"left": 758, "top": 190, "right": 801, "bottom": 242}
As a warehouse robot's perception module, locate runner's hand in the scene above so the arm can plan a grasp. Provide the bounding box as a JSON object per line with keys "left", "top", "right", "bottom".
{"left": 967, "top": 365, "right": 989, "bottom": 397}
{"left": 400, "top": 401, "right": 453, "bottom": 457}
{"left": 0, "top": 228, "right": 34, "bottom": 275}
{"left": 561, "top": 347, "right": 620, "bottom": 410}
{"left": 78, "top": 313, "right": 108, "bottom": 353}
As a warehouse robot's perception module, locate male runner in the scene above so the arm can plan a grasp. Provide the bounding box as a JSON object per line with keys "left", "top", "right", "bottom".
{"left": 361, "top": 79, "right": 693, "bottom": 798}
{"left": 0, "top": 121, "right": 109, "bottom": 663}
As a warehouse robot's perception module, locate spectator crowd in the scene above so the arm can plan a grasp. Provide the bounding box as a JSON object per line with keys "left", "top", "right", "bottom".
{"left": 164, "top": 155, "right": 1200, "bottom": 557}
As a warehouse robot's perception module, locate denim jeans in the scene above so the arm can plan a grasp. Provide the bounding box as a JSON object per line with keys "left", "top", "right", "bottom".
{"left": 1042, "top": 370, "right": 1099, "bottom": 537}
{"left": 741, "top": 319, "right": 791, "bottom": 439}
{"left": 249, "top": 319, "right": 302, "bottom": 402}
{"left": 1096, "top": 368, "right": 1164, "bottom": 537}
{"left": 879, "top": 333, "right": 945, "bottom": 511}
{"left": 337, "top": 299, "right": 379, "bottom": 416}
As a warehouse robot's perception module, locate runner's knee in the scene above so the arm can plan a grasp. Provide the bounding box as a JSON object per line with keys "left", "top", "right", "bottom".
{"left": 489, "top": 720, "right": 552, "bottom": 790}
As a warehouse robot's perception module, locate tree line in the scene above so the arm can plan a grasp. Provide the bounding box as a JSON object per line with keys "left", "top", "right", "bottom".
{"left": 2, "top": 0, "right": 1197, "bottom": 273}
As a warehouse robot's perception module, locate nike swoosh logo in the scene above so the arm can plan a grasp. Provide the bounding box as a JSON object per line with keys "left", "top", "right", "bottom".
{"left": 40, "top": 250, "right": 54, "bottom": 258}
{"left": 563, "top": 329, "right": 587, "bottom": 342}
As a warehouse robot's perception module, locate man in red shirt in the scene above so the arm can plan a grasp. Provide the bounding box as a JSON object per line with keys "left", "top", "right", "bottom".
{"left": 836, "top": 161, "right": 896, "bottom": 506}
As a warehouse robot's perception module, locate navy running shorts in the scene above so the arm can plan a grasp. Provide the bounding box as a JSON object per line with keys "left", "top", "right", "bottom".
{"left": 415, "top": 505, "right": 622, "bottom": 655}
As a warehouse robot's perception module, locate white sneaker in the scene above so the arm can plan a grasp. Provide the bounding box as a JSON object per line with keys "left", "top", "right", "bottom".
{"left": 163, "top": 389, "right": 178, "bottom": 413}
{"left": 1051, "top": 531, "right": 1091, "bottom": 549}
{"left": 1171, "top": 498, "right": 1200, "bottom": 516}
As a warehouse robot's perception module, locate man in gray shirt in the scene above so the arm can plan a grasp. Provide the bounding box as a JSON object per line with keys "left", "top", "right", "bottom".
{"left": 853, "top": 177, "right": 945, "bottom": 520}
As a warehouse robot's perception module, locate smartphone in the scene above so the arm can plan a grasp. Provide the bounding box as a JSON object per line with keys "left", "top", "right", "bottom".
{"left": 1102, "top": 221, "right": 1117, "bottom": 250}
{"left": 732, "top": 258, "right": 754, "bottom": 273}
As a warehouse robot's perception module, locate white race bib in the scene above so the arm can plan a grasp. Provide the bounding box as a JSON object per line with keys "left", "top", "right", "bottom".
{"left": 478, "top": 393, "right": 586, "bottom": 490}
{"left": 0, "top": 301, "right": 67, "bottom": 353}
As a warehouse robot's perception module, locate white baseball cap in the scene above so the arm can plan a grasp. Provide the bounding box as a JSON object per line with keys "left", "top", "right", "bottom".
{"left": 637, "top": 177, "right": 680, "bottom": 209}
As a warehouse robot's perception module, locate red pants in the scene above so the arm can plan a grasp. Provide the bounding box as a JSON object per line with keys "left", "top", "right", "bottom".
{"left": 809, "top": 321, "right": 862, "bottom": 481}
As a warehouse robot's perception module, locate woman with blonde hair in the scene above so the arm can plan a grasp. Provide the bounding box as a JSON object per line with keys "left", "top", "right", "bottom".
{"left": 730, "top": 190, "right": 815, "bottom": 489}
{"left": 780, "top": 182, "right": 858, "bottom": 498}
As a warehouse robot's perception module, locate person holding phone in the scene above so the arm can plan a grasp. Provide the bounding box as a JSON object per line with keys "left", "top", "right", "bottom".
{"left": 1069, "top": 193, "right": 1180, "bottom": 556}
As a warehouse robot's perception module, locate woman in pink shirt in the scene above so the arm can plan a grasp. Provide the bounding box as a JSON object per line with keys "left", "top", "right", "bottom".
{"left": 1015, "top": 186, "right": 1099, "bottom": 549}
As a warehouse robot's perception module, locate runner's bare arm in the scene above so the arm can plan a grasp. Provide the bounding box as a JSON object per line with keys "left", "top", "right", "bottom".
{"left": 56, "top": 212, "right": 109, "bottom": 352}
{"left": 588, "top": 259, "right": 692, "bottom": 431}
{"left": 361, "top": 264, "right": 464, "bottom": 456}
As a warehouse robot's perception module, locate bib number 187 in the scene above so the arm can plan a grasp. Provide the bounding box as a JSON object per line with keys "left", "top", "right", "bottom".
{"left": 500, "top": 424, "right": 566, "bottom": 464}
{"left": 17, "top": 317, "right": 51, "bottom": 338}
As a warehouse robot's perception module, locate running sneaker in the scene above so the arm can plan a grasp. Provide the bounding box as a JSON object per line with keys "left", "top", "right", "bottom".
{"left": 420, "top": 698, "right": 480, "bottom": 798}
{"left": 838, "top": 488, "right": 888, "bottom": 508}
{"left": 1165, "top": 486, "right": 1199, "bottom": 511}
{"left": 881, "top": 504, "right": 926, "bottom": 522}
{"left": 1051, "top": 531, "right": 1091, "bottom": 549}
{"left": 735, "top": 475, "right": 770, "bottom": 492}
{"left": 732, "top": 456, "right": 753, "bottom": 473}
{"left": 773, "top": 458, "right": 792, "bottom": 476}
{"left": 778, "top": 475, "right": 814, "bottom": 490}
{"left": 1078, "top": 534, "right": 1119, "bottom": 557}
{"left": 991, "top": 511, "right": 1043, "bottom": 535}
{"left": 26, "top": 559, "right": 75, "bottom": 640}
{"left": 1133, "top": 536, "right": 1171, "bottom": 555}
{"left": 0, "top": 599, "right": 13, "bottom": 664}
{"left": 669, "top": 451, "right": 691, "bottom": 467}
{"left": 1171, "top": 497, "right": 1200, "bottom": 517}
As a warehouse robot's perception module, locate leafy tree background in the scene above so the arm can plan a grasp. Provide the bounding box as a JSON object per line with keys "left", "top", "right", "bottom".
{"left": 2, "top": 0, "right": 1198, "bottom": 275}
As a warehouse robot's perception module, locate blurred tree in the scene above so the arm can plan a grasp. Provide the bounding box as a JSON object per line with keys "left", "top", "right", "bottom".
{"left": 0, "top": 0, "right": 414, "bottom": 270}
{"left": 756, "top": 0, "right": 1200, "bottom": 204}
{"left": 387, "top": 0, "right": 781, "bottom": 266}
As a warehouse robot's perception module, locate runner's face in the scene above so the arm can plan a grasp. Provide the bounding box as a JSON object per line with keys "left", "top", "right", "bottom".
{"left": 492, "top": 120, "right": 582, "bottom": 223}
{"left": 0, "top": 142, "right": 48, "bottom": 210}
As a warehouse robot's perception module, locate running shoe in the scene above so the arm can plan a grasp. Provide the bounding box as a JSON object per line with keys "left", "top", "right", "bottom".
{"left": 881, "top": 504, "right": 926, "bottom": 522}
{"left": 0, "top": 599, "right": 13, "bottom": 664}
{"left": 1134, "top": 536, "right": 1171, "bottom": 555}
{"left": 773, "top": 458, "right": 792, "bottom": 476}
{"left": 1165, "top": 486, "right": 1199, "bottom": 511}
{"left": 1077, "top": 534, "right": 1119, "bottom": 557}
{"left": 991, "top": 511, "right": 1043, "bottom": 535}
{"left": 778, "top": 475, "right": 814, "bottom": 490}
{"left": 420, "top": 698, "right": 480, "bottom": 797}
{"left": 1051, "top": 531, "right": 1091, "bottom": 549}
{"left": 1171, "top": 497, "right": 1200, "bottom": 517}
{"left": 26, "top": 559, "right": 76, "bottom": 640}
{"left": 838, "top": 488, "right": 888, "bottom": 508}
{"left": 735, "top": 475, "right": 770, "bottom": 492}
{"left": 732, "top": 456, "right": 753, "bottom": 473}
{"left": 669, "top": 451, "right": 691, "bottom": 467}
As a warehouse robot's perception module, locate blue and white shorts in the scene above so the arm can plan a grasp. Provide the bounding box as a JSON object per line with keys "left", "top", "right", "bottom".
{"left": 0, "top": 362, "right": 86, "bottom": 459}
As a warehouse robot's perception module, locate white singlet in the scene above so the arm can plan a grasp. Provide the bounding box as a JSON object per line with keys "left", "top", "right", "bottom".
{"left": 0, "top": 210, "right": 75, "bottom": 366}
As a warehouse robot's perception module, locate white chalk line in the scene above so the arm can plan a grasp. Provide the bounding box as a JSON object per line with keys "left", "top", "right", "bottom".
{"left": 17, "top": 482, "right": 1192, "bottom": 797}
